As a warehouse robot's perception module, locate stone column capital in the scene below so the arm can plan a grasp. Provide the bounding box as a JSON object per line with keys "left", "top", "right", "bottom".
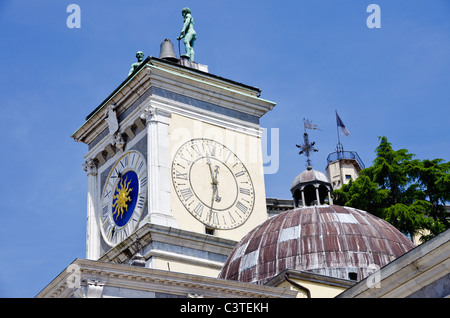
{"left": 140, "top": 104, "right": 171, "bottom": 124}
{"left": 140, "top": 105, "right": 156, "bottom": 122}
{"left": 83, "top": 158, "right": 98, "bottom": 176}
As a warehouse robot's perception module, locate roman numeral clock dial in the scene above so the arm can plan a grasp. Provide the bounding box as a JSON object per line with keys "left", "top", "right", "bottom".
{"left": 172, "top": 139, "right": 255, "bottom": 230}
{"left": 100, "top": 150, "right": 148, "bottom": 246}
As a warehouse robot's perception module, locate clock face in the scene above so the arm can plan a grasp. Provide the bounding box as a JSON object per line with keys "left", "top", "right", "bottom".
{"left": 100, "top": 150, "right": 147, "bottom": 246}
{"left": 172, "top": 139, "right": 255, "bottom": 230}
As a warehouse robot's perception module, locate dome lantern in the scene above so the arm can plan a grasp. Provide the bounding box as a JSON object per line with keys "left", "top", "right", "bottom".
{"left": 290, "top": 166, "right": 333, "bottom": 207}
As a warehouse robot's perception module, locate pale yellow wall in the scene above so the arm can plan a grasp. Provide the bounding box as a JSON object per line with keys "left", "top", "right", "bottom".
{"left": 327, "top": 161, "right": 359, "bottom": 190}
{"left": 150, "top": 256, "right": 221, "bottom": 278}
{"left": 276, "top": 278, "right": 348, "bottom": 298}
{"left": 169, "top": 113, "right": 268, "bottom": 242}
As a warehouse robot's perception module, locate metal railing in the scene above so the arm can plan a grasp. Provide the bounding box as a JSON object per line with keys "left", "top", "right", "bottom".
{"left": 326, "top": 151, "right": 365, "bottom": 170}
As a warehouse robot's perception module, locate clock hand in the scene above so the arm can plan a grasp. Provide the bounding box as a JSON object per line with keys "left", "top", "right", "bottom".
{"left": 213, "top": 165, "right": 221, "bottom": 202}
{"left": 210, "top": 187, "right": 216, "bottom": 210}
{"left": 206, "top": 154, "right": 222, "bottom": 205}
{"left": 213, "top": 165, "right": 219, "bottom": 179}
{"left": 206, "top": 153, "right": 221, "bottom": 202}
{"left": 206, "top": 153, "right": 215, "bottom": 182}
{"left": 209, "top": 184, "right": 219, "bottom": 218}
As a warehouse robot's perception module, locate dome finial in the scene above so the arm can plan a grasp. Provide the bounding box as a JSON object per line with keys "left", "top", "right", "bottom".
{"left": 296, "top": 118, "right": 320, "bottom": 168}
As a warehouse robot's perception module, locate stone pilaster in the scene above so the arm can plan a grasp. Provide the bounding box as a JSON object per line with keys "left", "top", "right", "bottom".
{"left": 140, "top": 105, "right": 178, "bottom": 228}
{"left": 83, "top": 158, "right": 100, "bottom": 260}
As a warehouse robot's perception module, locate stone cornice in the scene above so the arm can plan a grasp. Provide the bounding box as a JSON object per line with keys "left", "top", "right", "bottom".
{"left": 266, "top": 269, "right": 355, "bottom": 289}
{"left": 36, "top": 258, "right": 298, "bottom": 298}
{"left": 72, "top": 67, "right": 150, "bottom": 145}
{"left": 147, "top": 58, "right": 275, "bottom": 116}
{"left": 71, "top": 57, "right": 275, "bottom": 147}
{"left": 98, "top": 223, "right": 238, "bottom": 265}
{"left": 337, "top": 229, "right": 450, "bottom": 298}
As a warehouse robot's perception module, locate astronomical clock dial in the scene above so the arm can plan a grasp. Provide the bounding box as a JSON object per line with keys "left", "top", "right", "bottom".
{"left": 100, "top": 150, "right": 147, "bottom": 246}
{"left": 172, "top": 139, "right": 255, "bottom": 230}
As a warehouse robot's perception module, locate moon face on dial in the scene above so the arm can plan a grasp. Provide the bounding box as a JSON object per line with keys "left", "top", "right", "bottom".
{"left": 100, "top": 150, "right": 147, "bottom": 246}
{"left": 172, "top": 139, "right": 255, "bottom": 230}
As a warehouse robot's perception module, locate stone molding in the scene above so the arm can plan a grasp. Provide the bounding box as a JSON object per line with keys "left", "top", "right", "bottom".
{"left": 337, "top": 228, "right": 450, "bottom": 298}
{"left": 72, "top": 57, "right": 274, "bottom": 147}
{"left": 98, "top": 223, "right": 236, "bottom": 267}
{"left": 36, "top": 258, "right": 298, "bottom": 298}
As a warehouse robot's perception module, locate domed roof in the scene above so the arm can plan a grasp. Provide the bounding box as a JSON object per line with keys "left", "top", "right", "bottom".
{"left": 290, "top": 167, "right": 330, "bottom": 190}
{"left": 218, "top": 205, "right": 415, "bottom": 284}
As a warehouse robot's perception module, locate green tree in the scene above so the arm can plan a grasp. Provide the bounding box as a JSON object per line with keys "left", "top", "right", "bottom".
{"left": 366, "top": 136, "right": 414, "bottom": 205}
{"left": 333, "top": 136, "right": 449, "bottom": 242}
{"left": 383, "top": 201, "right": 429, "bottom": 240}
{"left": 406, "top": 158, "right": 450, "bottom": 239}
{"left": 407, "top": 159, "right": 450, "bottom": 215}
{"left": 333, "top": 174, "right": 389, "bottom": 218}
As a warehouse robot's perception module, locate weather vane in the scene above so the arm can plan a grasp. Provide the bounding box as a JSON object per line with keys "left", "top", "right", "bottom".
{"left": 296, "top": 119, "right": 320, "bottom": 168}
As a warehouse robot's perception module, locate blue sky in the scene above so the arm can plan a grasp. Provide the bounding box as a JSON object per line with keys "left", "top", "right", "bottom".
{"left": 1, "top": 1, "right": 449, "bottom": 297}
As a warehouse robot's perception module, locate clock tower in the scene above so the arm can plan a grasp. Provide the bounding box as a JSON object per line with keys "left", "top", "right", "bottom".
{"left": 72, "top": 42, "right": 275, "bottom": 275}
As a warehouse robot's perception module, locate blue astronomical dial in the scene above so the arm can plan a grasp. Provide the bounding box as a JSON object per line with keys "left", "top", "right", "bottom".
{"left": 100, "top": 150, "right": 148, "bottom": 246}
{"left": 111, "top": 170, "right": 139, "bottom": 227}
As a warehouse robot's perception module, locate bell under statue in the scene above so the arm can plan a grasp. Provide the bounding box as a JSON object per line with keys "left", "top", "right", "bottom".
{"left": 177, "top": 7, "right": 196, "bottom": 62}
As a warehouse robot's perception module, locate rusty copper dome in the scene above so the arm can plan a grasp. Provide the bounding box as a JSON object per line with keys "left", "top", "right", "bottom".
{"left": 218, "top": 205, "right": 415, "bottom": 284}
{"left": 290, "top": 167, "right": 330, "bottom": 189}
